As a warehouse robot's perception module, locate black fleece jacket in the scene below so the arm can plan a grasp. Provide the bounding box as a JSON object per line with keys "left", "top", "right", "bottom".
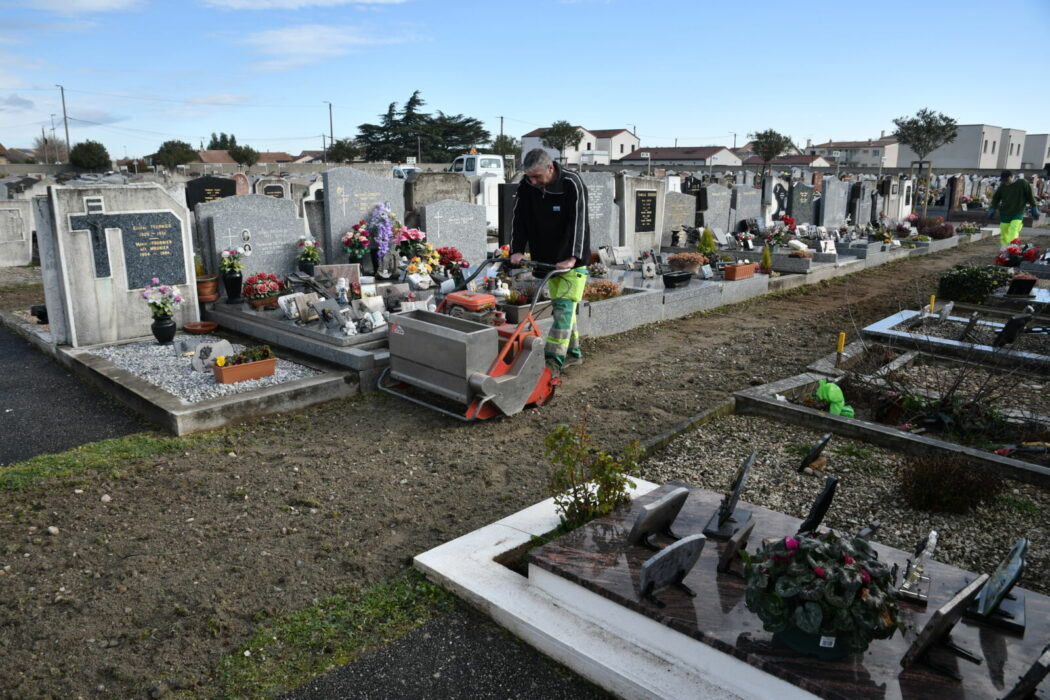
{"left": 510, "top": 162, "right": 591, "bottom": 266}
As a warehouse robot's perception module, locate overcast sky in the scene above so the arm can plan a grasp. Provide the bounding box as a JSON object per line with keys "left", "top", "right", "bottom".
{"left": 1, "top": 0, "right": 1048, "bottom": 159}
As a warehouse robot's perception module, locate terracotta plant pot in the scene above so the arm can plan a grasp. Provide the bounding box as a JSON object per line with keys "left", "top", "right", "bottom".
{"left": 248, "top": 296, "right": 280, "bottom": 310}
{"left": 195, "top": 274, "right": 219, "bottom": 303}
{"left": 212, "top": 357, "right": 277, "bottom": 384}
{"left": 724, "top": 262, "right": 757, "bottom": 281}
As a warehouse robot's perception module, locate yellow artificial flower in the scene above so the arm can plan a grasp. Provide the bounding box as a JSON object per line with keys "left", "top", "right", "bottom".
{"left": 407, "top": 263, "right": 419, "bottom": 274}
{"left": 215, "top": 356, "right": 226, "bottom": 367}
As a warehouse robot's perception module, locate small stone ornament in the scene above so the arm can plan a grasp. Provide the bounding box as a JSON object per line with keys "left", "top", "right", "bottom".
{"left": 335, "top": 278, "right": 349, "bottom": 305}
{"left": 406, "top": 273, "right": 432, "bottom": 291}
{"left": 191, "top": 340, "right": 234, "bottom": 372}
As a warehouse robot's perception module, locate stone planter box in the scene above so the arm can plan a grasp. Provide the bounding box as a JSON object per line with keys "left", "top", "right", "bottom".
{"left": 913, "top": 236, "right": 959, "bottom": 253}
{"left": 212, "top": 357, "right": 277, "bottom": 384}
{"left": 769, "top": 254, "right": 813, "bottom": 274}
{"left": 579, "top": 287, "right": 663, "bottom": 338}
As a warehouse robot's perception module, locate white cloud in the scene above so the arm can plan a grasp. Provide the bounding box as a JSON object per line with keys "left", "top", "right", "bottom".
{"left": 242, "top": 23, "right": 404, "bottom": 71}
{"left": 0, "top": 94, "right": 34, "bottom": 112}
{"left": 28, "top": 0, "right": 140, "bottom": 12}
{"left": 208, "top": 0, "right": 404, "bottom": 8}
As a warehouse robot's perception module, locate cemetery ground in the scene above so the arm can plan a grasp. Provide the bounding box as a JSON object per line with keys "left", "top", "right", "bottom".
{"left": 1, "top": 235, "right": 1049, "bottom": 698}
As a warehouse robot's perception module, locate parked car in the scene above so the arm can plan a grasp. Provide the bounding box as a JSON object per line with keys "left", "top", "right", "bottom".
{"left": 392, "top": 165, "right": 420, "bottom": 179}
{"left": 447, "top": 154, "right": 505, "bottom": 182}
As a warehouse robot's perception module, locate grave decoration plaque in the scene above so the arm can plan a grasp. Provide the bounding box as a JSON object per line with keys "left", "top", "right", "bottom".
{"left": 716, "top": 519, "right": 755, "bottom": 577}
{"left": 191, "top": 340, "right": 234, "bottom": 373}
{"left": 597, "top": 246, "right": 615, "bottom": 267}
{"left": 900, "top": 529, "right": 938, "bottom": 605}
{"left": 611, "top": 246, "right": 634, "bottom": 266}
{"left": 964, "top": 537, "right": 1029, "bottom": 634}
{"left": 310, "top": 299, "right": 345, "bottom": 331}
{"left": 1002, "top": 644, "right": 1050, "bottom": 700}
{"left": 703, "top": 452, "right": 755, "bottom": 540}
{"left": 798, "top": 433, "right": 832, "bottom": 473}
{"left": 638, "top": 533, "right": 706, "bottom": 608}
{"left": 936, "top": 301, "right": 955, "bottom": 322}
{"left": 700, "top": 264, "right": 713, "bottom": 280}
{"left": 626, "top": 486, "right": 689, "bottom": 550}
{"left": 957, "top": 311, "right": 981, "bottom": 342}
{"left": 634, "top": 190, "right": 657, "bottom": 233}
{"left": 796, "top": 476, "right": 838, "bottom": 534}
{"left": 1005, "top": 277, "right": 1037, "bottom": 298}
{"left": 899, "top": 574, "right": 989, "bottom": 680}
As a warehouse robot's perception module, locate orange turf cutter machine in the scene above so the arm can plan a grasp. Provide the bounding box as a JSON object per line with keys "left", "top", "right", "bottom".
{"left": 378, "top": 259, "right": 564, "bottom": 421}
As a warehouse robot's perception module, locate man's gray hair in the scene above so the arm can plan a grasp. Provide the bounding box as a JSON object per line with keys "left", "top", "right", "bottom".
{"left": 522, "top": 148, "right": 552, "bottom": 172}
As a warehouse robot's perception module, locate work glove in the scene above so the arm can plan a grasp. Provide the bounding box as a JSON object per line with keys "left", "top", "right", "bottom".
{"left": 1032, "top": 206, "right": 1041, "bottom": 219}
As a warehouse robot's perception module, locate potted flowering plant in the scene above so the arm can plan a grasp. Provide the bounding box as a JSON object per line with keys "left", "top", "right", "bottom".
{"left": 341, "top": 223, "right": 372, "bottom": 274}
{"left": 956, "top": 221, "right": 980, "bottom": 235}
{"left": 436, "top": 246, "right": 470, "bottom": 282}
{"left": 667, "top": 252, "right": 707, "bottom": 274}
{"left": 241, "top": 272, "right": 284, "bottom": 309}
{"left": 744, "top": 530, "right": 900, "bottom": 659}
{"left": 140, "top": 277, "right": 184, "bottom": 344}
{"left": 366, "top": 202, "right": 400, "bottom": 278}
{"left": 219, "top": 247, "right": 245, "bottom": 303}
{"left": 394, "top": 227, "right": 427, "bottom": 259}
{"left": 213, "top": 345, "right": 276, "bottom": 384}
{"left": 995, "top": 238, "right": 1041, "bottom": 267}
{"left": 295, "top": 236, "right": 322, "bottom": 275}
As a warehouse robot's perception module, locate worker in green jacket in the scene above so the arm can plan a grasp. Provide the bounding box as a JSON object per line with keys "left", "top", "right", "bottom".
{"left": 990, "top": 170, "right": 1039, "bottom": 247}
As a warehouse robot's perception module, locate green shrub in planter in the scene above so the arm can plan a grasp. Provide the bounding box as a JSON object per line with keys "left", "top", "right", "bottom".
{"left": 937, "top": 264, "right": 1013, "bottom": 303}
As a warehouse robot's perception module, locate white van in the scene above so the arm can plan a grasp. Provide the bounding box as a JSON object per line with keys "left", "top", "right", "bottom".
{"left": 448, "top": 153, "right": 505, "bottom": 182}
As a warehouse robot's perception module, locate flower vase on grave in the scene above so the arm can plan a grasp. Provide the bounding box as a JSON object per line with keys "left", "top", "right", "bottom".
{"left": 350, "top": 253, "right": 375, "bottom": 277}
{"left": 297, "top": 260, "right": 315, "bottom": 276}
{"left": 150, "top": 314, "right": 177, "bottom": 344}
{"left": 222, "top": 271, "right": 243, "bottom": 304}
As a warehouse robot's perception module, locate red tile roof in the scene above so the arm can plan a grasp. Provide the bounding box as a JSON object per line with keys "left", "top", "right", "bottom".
{"left": 196, "top": 149, "right": 237, "bottom": 164}
{"left": 590, "top": 129, "right": 633, "bottom": 138}
{"left": 257, "top": 151, "right": 296, "bottom": 163}
{"left": 622, "top": 146, "right": 727, "bottom": 160}
{"left": 811, "top": 138, "right": 896, "bottom": 148}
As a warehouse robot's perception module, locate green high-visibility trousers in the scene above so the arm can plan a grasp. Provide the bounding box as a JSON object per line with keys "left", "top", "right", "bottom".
{"left": 545, "top": 267, "right": 588, "bottom": 367}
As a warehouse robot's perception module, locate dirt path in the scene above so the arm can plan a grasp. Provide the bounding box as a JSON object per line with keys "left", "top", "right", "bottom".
{"left": 0, "top": 239, "right": 1005, "bottom": 697}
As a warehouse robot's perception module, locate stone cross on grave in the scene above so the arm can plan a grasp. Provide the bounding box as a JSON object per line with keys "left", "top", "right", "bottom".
{"left": 68, "top": 195, "right": 186, "bottom": 289}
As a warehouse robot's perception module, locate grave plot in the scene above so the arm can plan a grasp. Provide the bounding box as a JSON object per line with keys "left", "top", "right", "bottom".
{"left": 419, "top": 414, "right": 1050, "bottom": 700}
{"left": 733, "top": 342, "right": 1050, "bottom": 485}
{"left": 864, "top": 309, "right": 1050, "bottom": 370}
{"left": 61, "top": 333, "right": 353, "bottom": 435}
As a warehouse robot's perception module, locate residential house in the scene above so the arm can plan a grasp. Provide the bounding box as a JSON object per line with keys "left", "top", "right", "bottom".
{"left": 619, "top": 146, "right": 741, "bottom": 168}
{"left": 1022, "top": 134, "right": 1050, "bottom": 170}
{"left": 294, "top": 150, "right": 326, "bottom": 164}
{"left": 257, "top": 151, "right": 296, "bottom": 165}
{"left": 194, "top": 150, "right": 237, "bottom": 165}
{"left": 589, "top": 129, "right": 640, "bottom": 161}
{"left": 998, "top": 128, "right": 1026, "bottom": 170}
{"left": 807, "top": 136, "right": 899, "bottom": 167}
{"left": 520, "top": 126, "right": 600, "bottom": 165}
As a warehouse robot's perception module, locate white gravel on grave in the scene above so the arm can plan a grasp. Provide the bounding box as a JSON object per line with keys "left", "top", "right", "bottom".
{"left": 88, "top": 334, "right": 322, "bottom": 404}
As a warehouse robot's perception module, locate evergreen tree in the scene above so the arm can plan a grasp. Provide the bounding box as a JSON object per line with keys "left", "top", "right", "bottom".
{"left": 69, "top": 140, "right": 111, "bottom": 169}
{"left": 541, "top": 121, "right": 583, "bottom": 163}
{"left": 152, "top": 140, "right": 197, "bottom": 168}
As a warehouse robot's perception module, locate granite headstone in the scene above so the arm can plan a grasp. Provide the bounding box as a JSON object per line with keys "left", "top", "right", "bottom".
{"left": 322, "top": 167, "right": 406, "bottom": 264}
{"left": 196, "top": 194, "right": 305, "bottom": 280}
{"left": 419, "top": 199, "right": 488, "bottom": 268}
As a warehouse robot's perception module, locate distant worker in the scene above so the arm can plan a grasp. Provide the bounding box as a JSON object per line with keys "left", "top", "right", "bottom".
{"left": 510, "top": 149, "right": 590, "bottom": 377}
{"left": 990, "top": 170, "right": 1039, "bottom": 247}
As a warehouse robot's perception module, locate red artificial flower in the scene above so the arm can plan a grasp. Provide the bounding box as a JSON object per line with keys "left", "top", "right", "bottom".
{"left": 784, "top": 536, "right": 800, "bottom": 552}
{"left": 860, "top": 569, "right": 871, "bottom": 583}
{"left": 1023, "top": 248, "right": 1039, "bottom": 261}
{"left": 813, "top": 567, "right": 826, "bottom": 578}
{"left": 1007, "top": 246, "right": 1021, "bottom": 256}
{"left": 1011, "top": 238, "right": 1022, "bottom": 245}
{"left": 843, "top": 554, "right": 855, "bottom": 565}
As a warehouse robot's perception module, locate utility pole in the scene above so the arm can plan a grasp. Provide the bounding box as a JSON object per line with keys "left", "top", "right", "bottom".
{"left": 56, "top": 84, "right": 70, "bottom": 163}
{"left": 323, "top": 101, "right": 334, "bottom": 161}
{"left": 41, "top": 126, "right": 49, "bottom": 165}
{"left": 322, "top": 134, "right": 327, "bottom": 164}
{"left": 730, "top": 132, "right": 737, "bottom": 149}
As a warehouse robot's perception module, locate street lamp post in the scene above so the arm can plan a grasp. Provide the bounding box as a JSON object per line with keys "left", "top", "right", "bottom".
{"left": 55, "top": 85, "right": 70, "bottom": 164}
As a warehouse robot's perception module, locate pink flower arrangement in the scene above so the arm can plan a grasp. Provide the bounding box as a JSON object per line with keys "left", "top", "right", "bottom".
{"left": 241, "top": 272, "right": 284, "bottom": 300}
{"left": 395, "top": 227, "right": 427, "bottom": 258}
{"left": 341, "top": 222, "right": 371, "bottom": 258}
{"left": 140, "top": 277, "right": 184, "bottom": 317}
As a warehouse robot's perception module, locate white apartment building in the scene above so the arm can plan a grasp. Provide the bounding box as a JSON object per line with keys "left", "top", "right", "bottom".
{"left": 1022, "top": 134, "right": 1050, "bottom": 169}
{"left": 896, "top": 124, "right": 1024, "bottom": 170}
{"left": 590, "top": 129, "right": 640, "bottom": 161}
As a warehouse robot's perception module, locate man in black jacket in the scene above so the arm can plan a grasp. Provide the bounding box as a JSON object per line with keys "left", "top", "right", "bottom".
{"left": 510, "top": 149, "right": 591, "bottom": 375}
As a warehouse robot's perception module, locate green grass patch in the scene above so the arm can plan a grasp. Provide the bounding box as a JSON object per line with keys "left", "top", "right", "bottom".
{"left": 202, "top": 570, "right": 455, "bottom": 699}
{"left": 0, "top": 432, "right": 196, "bottom": 490}
{"left": 832, "top": 443, "right": 875, "bottom": 461}
{"left": 998, "top": 494, "right": 1041, "bottom": 517}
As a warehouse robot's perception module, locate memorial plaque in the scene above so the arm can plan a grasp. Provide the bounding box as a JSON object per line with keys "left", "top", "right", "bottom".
{"left": 627, "top": 486, "right": 689, "bottom": 549}
{"left": 716, "top": 519, "right": 755, "bottom": 576}
{"left": 635, "top": 190, "right": 657, "bottom": 233}
{"left": 581, "top": 172, "right": 619, "bottom": 252}
{"left": 797, "top": 476, "right": 837, "bottom": 534}
{"left": 69, "top": 208, "right": 186, "bottom": 289}
{"left": 900, "top": 574, "right": 989, "bottom": 678}
{"left": 788, "top": 183, "right": 815, "bottom": 225}
{"left": 798, "top": 433, "right": 832, "bottom": 473}
{"left": 185, "top": 176, "right": 236, "bottom": 211}
{"left": 703, "top": 451, "right": 754, "bottom": 539}
{"left": 191, "top": 340, "right": 234, "bottom": 372}
{"left": 263, "top": 184, "right": 285, "bottom": 199}
{"left": 1002, "top": 644, "right": 1050, "bottom": 700}
{"left": 638, "top": 533, "right": 706, "bottom": 606}
{"left": 966, "top": 537, "right": 1029, "bottom": 633}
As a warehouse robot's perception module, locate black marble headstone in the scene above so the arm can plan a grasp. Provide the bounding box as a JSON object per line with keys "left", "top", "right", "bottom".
{"left": 635, "top": 190, "right": 657, "bottom": 233}
{"left": 185, "top": 176, "right": 236, "bottom": 211}
{"left": 498, "top": 182, "right": 518, "bottom": 247}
